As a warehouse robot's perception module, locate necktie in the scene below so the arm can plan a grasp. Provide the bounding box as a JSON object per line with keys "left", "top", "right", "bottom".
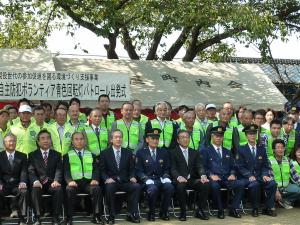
{"left": 43, "top": 151, "right": 48, "bottom": 166}
{"left": 284, "top": 134, "right": 289, "bottom": 145}
{"left": 116, "top": 150, "right": 121, "bottom": 169}
{"left": 217, "top": 148, "right": 222, "bottom": 158}
{"left": 8, "top": 154, "right": 14, "bottom": 167}
{"left": 58, "top": 126, "right": 64, "bottom": 142}
{"left": 151, "top": 150, "right": 156, "bottom": 161}
{"left": 251, "top": 146, "right": 256, "bottom": 158}
{"left": 95, "top": 127, "right": 100, "bottom": 136}
{"left": 78, "top": 151, "right": 84, "bottom": 177}
{"left": 183, "top": 149, "right": 188, "bottom": 165}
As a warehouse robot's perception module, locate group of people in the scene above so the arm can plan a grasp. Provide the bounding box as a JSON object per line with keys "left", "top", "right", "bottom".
{"left": 0, "top": 95, "right": 300, "bottom": 225}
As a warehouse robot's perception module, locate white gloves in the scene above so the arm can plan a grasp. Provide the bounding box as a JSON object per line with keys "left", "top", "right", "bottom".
{"left": 160, "top": 177, "right": 171, "bottom": 183}
{"left": 145, "top": 179, "right": 154, "bottom": 185}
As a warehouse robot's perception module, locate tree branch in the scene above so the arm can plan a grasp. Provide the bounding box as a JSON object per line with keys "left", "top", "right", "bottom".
{"left": 146, "top": 28, "right": 165, "bottom": 60}
{"left": 121, "top": 26, "right": 139, "bottom": 60}
{"left": 162, "top": 26, "right": 192, "bottom": 61}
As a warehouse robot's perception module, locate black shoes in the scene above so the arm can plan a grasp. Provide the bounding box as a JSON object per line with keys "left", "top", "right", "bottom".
{"left": 262, "top": 208, "right": 277, "bottom": 217}
{"left": 228, "top": 209, "right": 241, "bottom": 218}
{"left": 252, "top": 208, "right": 259, "bottom": 217}
{"left": 195, "top": 209, "right": 209, "bottom": 220}
{"left": 159, "top": 212, "right": 170, "bottom": 221}
{"left": 107, "top": 216, "right": 115, "bottom": 224}
{"left": 217, "top": 210, "right": 225, "bottom": 219}
{"left": 66, "top": 218, "right": 73, "bottom": 225}
{"left": 147, "top": 213, "right": 155, "bottom": 221}
{"left": 126, "top": 214, "right": 140, "bottom": 223}
{"left": 91, "top": 216, "right": 105, "bottom": 224}
{"left": 178, "top": 211, "right": 186, "bottom": 221}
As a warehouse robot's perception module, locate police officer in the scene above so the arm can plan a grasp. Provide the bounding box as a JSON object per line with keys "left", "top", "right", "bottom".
{"left": 236, "top": 124, "right": 277, "bottom": 217}
{"left": 111, "top": 102, "right": 144, "bottom": 152}
{"left": 84, "top": 108, "right": 109, "bottom": 156}
{"left": 203, "top": 126, "right": 244, "bottom": 219}
{"left": 135, "top": 128, "right": 174, "bottom": 221}
{"left": 63, "top": 132, "right": 104, "bottom": 225}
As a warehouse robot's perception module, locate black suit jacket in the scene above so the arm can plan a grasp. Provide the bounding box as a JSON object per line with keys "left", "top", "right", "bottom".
{"left": 0, "top": 151, "right": 28, "bottom": 186}
{"left": 28, "top": 149, "right": 62, "bottom": 185}
{"left": 63, "top": 150, "right": 99, "bottom": 184}
{"left": 99, "top": 147, "right": 135, "bottom": 183}
{"left": 170, "top": 146, "right": 205, "bottom": 181}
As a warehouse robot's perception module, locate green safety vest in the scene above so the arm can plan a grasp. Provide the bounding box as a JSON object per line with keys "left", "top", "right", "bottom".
{"left": 237, "top": 124, "right": 248, "bottom": 146}
{"left": 68, "top": 150, "right": 93, "bottom": 180}
{"left": 116, "top": 120, "right": 140, "bottom": 150}
{"left": 266, "top": 130, "right": 284, "bottom": 157}
{"left": 12, "top": 116, "right": 35, "bottom": 125}
{"left": 0, "top": 126, "right": 10, "bottom": 152}
{"left": 151, "top": 119, "right": 173, "bottom": 148}
{"left": 10, "top": 122, "right": 41, "bottom": 155}
{"left": 136, "top": 114, "right": 148, "bottom": 135}
{"left": 84, "top": 125, "right": 109, "bottom": 155}
{"left": 211, "top": 121, "right": 233, "bottom": 150}
{"left": 67, "top": 112, "right": 87, "bottom": 125}
{"left": 194, "top": 118, "right": 209, "bottom": 134}
{"left": 49, "top": 122, "right": 76, "bottom": 155}
{"left": 101, "top": 110, "right": 115, "bottom": 131}
{"left": 292, "top": 161, "right": 300, "bottom": 176}
{"left": 269, "top": 156, "right": 290, "bottom": 188}
{"left": 180, "top": 123, "right": 201, "bottom": 150}
{"left": 228, "top": 115, "right": 238, "bottom": 128}
{"left": 281, "top": 128, "right": 296, "bottom": 157}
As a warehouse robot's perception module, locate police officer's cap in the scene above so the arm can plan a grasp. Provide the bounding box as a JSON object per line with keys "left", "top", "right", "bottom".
{"left": 211, "top": 126, "right": 226, "bottom": 135}
{"left": 243, "top": 124, "right": 258, "bottom": 134}
{"left": 289, "top": 106, "right": 299, "bottom": 113}
{"left": 146, "top": 128, "right": 161, "bottom": 138}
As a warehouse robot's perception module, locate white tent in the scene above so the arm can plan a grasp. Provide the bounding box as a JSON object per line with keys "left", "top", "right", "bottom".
{"left": 54, "top": 57, "right": 287, "bottom": 110}
{"left": 0, "top": 49, "right": 287, "bottom": 110}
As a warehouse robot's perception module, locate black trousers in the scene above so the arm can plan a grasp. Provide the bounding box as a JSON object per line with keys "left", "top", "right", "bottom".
{"left": 104, "top": 182, "right": 141, "bottom": 217}
{"left": 175, "top": 179, "right": 210, "bottom": 213}
{"left": 31, "top": 182, "right": 63, "bottom": 217}
{"left": 0, "top": 184, "right": 29, "bottom": 217}
{"left": 65, "top": 180, "right": 103, "bottom": 218}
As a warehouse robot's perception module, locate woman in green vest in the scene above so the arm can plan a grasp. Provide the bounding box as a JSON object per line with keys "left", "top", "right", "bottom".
{"left": 270, "top": 139, "right": 300, "bottom": 209}
{"left": 291, "top": 146, "right": 300, "bottom": 177}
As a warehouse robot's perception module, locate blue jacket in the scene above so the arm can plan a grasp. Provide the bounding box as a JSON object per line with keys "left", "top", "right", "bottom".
{"left": 202, "top": 145, "right": 236, "bottom": 179}
{"left": 135, "top": 147, "right": 171, "bottom": 183}
{"left": 236, "top": 144, "right": 271, "bottom": 180}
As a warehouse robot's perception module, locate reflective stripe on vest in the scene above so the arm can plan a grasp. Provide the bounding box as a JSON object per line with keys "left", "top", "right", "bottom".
{"left": 281, "top": 129, "right": 296, "bottom": 157}
{"left": 237, "top": 124, "right": 248, "bottom": 146}
{"left": 68, "top": 150, "right": 93, "bottom": 180}
{"left": 85, "top": 126, "right": 108, "bottom": 155}
{"left": 116, "top": 120, "right": 139, "bottom": 150}
{"left": 101, "top": 111, "right": 115, "bottom": 130}
{"left": 269, "top": 156, "right": 290, "bottom": 188}
{"left": 229, "top": 115, "right": 238, "bottom": 128}
{"left": 151, "top": 119, "right": 173, "bottom": 148}
{"left": 180, "top": 123, "right": 200, "bottom": 150}
{"left": 139, "top": 114, "right": 149, "bottom": 133}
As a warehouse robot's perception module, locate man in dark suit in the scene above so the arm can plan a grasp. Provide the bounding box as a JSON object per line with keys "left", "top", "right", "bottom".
{"left": 63, "top": 132, "right": 104, "bottom": 225}
{"left": 236, "top": 124, "right": 277, "bottom": 217}
{"left": 171, "top": 130, "right": 210, "bottom": 221}
{"left": 135, "top": 128, "right": 174, "bottom": 221}
{"left": 28, "top": 129, "right": 63, "bottom": 225}
{"left": 202, "top": 126, "right": 244, "bottom": 219}
{"left": 0, "top": 133, "right": 28, "bottom": 225}
{"left": 99, "top": 129, "right": 141, "bottom": 224}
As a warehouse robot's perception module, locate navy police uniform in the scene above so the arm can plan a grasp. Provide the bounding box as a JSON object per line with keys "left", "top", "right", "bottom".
{"left": 202, "top": 126, "right": 244, "bottom": 219}
{"left": 135, "top": 128, "right": 174, "bottom": 221}
{"left": 236, "top": 125, "right": 277, "bottom": 217}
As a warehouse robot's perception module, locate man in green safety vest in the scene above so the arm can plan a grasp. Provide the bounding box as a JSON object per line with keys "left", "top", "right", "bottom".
{"left": 206, "top": 109, "right": 235, "bottom": 152}
{"left": 179, "top": 110, "right": 205, "bottom": 151}
{"left": 233, "top": 110, "right": 253, "bottom": 149}
{"left": 281, "top": 117, "right": 298, "bottom": 157}
{"left": 132, "top": 100, "right": 149, "bottom": 135}
{"left": 33, "top": 105, "right": 50, "bottom": 131}
{"left": 10, "top": 105, "right": 40, "bottom": 155}
{"left": 69, "top": 97, "right": 87, "bottom": 124}
{"left": 84, "top": 108, "right": 109, "bottom": 156}
{"left": 262, "top": 119, "right": 284, "bottom": 157}
{"left": 111, "top": 102, "right": 144, "bottom": 152}
{"left": 253, "top": 110, "right": 267, "bottom": 146}
{"left": 194, "top": 103, "right": 209, "bottom": 135}
{"left": 0, "top": 109, "right": 10, "bottom": 152}
{"left": 98, "top": 94, "right": 116, "bottom": 131}
{"left": 205, "top": 104, "right": 218, "bottom": 124}
{"left": 223, "top": 102, "right": 238, "bottom": 128}
{"left": 63, "top": 132, "right": 104, "bottom": 225}
{"left": 145, "top": 102, "right": 179, "bottom": 150}
{"left": 48, "top": 108, "right": 75, "bottom": 155}
{"left": 269, "top": 139, "right": 300, "bottom": 209}
{"left": 68, "top": 105, "right": 86, "bottom": 131}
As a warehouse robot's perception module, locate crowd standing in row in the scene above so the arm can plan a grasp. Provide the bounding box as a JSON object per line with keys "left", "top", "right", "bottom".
{"left": 0, "top": 95, "right": 300, "bottom": 225}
